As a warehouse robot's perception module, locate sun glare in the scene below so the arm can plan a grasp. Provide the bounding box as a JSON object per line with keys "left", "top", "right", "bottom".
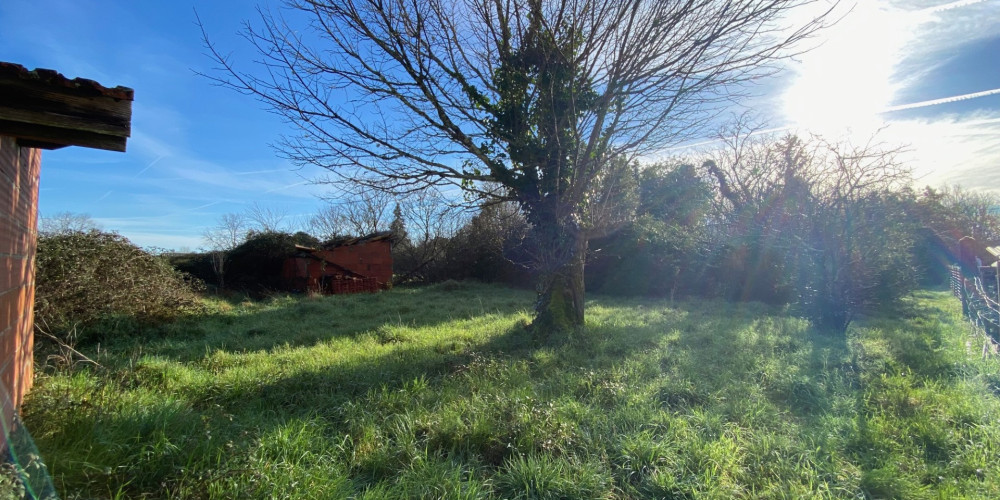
{"left": 782, "top": 2, "right": 911, "bottom": 138}
{"left": 880, "top": 115, "right": 1000, "bottom": 187}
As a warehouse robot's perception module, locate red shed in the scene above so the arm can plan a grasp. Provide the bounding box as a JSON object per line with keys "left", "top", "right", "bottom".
{"left": 281, "top": 231, "right": 393, "bottom": 294}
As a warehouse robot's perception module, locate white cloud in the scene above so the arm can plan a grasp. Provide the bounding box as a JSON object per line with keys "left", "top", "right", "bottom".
{"left": 909, "top": 0, "right": 1000, "bottom": 45}
{"left": 881, "top": 112, "right": 1000, "bottom": 191}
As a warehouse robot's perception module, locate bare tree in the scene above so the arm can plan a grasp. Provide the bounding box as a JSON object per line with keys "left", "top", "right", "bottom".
{"left": 940, "top": 185, "right": 1000, "bottom": 242}
{"left": 39, "top": 212, "right": 100, "bottom": 236}
{"left": 204, "top": 212, "right": 249, "bottom": 251}
{"left": 209, "top": 251, "right": 228, "bottom": 290}
{"left": 203, "top": 212, "right": 250, "bottom": 290}
{"left": 203, "top": 0, "right": 832, "bottom": 332}
{"left": 246, "top": 202, "right": 288, "bottom": 233}
{"left": 402, "top": 190, "right": 466, "bottom": 244}
{"left": 394, "top": 189, "right": 468, "bottom": 281}
{"left": 308, "top": 203, "right": 349, "bottom": 241}
{"left": 705, "top": 122, "right": 913, "bottom": 331}
{"left": 340, "top": 190, "right": 396, "bottom": 236}
{"left": 802, "top": 135, "right": 913, "bottom": 331}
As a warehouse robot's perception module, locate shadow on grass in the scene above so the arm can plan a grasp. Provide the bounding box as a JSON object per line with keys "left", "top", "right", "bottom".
{"left": 53, "top": 318, "right": 565, "bottom": 496}
{"left": 84, "top": 281, "right": 534, "bottom": 363}
{"left": 201, "top": 319, "right": 539, "bottom": 414}
{"left": 645, "top": 299, "right": 853, "bottom": 417}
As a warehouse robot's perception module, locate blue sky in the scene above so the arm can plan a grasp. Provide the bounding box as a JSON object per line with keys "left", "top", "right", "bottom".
{"left": 1, "top": 0, "right": 999, "bottom": 250}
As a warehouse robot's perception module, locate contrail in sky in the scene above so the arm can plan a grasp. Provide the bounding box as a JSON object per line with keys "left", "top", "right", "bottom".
{"left": 919, "top": 0, "right": 992, "bottom": 15}
{"left": 188, "top": 201, "right": 226, "bottom": 211}
{"left": 265, "top": 180, "right": 310, "bottom": 193}
{"left": 133, "top": 155, "right": 163, "bottom": 178}
{"left": 659, "top": 87, "right": 1000, "bottom": 154}
{"left": 882, "top": 88, "right": 1000, "bottom": 113}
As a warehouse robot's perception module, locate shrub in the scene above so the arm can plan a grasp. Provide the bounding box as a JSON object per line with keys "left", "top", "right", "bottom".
{"left": 167, "top": 252, "right": 217, "bottom": 286}
{"left": 588, "top": 163, "right": 713, "bottom": 300}
{"left": 588, "top": 215, "right": 713, "bottom": 299}
{"left": 436, "top": 203, "right": 532, "bottom": 287}
{"left": 35, "top": 231, "right": 204, "bottom": 343}
{"left": 224, "top": 231, "right": 318, "bottom": 293}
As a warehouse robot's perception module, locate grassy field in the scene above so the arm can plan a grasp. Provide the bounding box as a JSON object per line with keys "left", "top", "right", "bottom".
{"left": 23, "top": 282, "right": 1000, "bottom": 499}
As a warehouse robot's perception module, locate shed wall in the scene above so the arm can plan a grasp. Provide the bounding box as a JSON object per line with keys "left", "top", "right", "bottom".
{"left": 281, "top": 257, "right": 325, "bottom": 292}
{"left": 0, "top": 136, "right": 39, "bottom": 435}
{"left": 316, "top": 239, "right": 393, "bottom": 287}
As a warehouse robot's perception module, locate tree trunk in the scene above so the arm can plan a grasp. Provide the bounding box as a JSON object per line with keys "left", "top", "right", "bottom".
{"left": 211, "top": 251, "right": 226, "bottom": 290}
{"left": 531, "top": 224, "right": 587, "bottom": 335}
{"left": 669, "top": 266, "right": 681, "bottom": 303}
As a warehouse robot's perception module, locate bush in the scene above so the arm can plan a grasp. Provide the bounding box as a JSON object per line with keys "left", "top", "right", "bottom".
{"left": 167, "top": 252, "right": 217, "bottom": 286}
{"left": 588, "top": 163, "right": 713, "bottom": 300}
{"left": 35, "top": 231, "right": 204, "bottom": 343}
{"left": 225, "top": 231, "right": 318, "bottom": 293}
{"left": 588, "top": 215, "right": 714, "bottom": 299}
{"left": 437, "top": 203, "right": 532, "bottom": 287}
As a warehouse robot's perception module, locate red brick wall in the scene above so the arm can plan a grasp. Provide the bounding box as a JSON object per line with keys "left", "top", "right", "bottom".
{"left": 0, "top": 136, "right": 39, "bottom": 433}
{"left": 316, "top": 239, "right": 393, "bottom": 287}
{"left": 281, "top": 256, "right": 325, "bottom": 292}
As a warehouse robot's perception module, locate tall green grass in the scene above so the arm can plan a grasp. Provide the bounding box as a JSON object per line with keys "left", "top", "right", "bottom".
{"left": 24, "top": 283, "right": 1000, "bottom": 498}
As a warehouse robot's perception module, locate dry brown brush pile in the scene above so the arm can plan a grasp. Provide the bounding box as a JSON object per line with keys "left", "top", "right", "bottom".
{"left": 34, "top": 230, "right": 203, "bottom": 344}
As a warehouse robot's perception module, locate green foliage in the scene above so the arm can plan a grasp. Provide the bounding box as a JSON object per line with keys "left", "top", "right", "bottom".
{"left": 589, "top": 216, "right": 675, "bottom": 296}
{"left": 495, "top": 454, "right": 612, "bottom": 499}
{"left": 389, "top": 203, "right": 407, "bottom": 247}
{"left": 225, "top": 230, "right": 319, "bottom": 293}
{"left": 290, "top": 231, "right": 321, "bottom": 248}
{"left": 486, "top": 9, "right": 600, "bottom": 201}
{"left": 638, "top": 163, "right": 712, "bottom": 224}
{"left": 34, "top": 231, "right": 203, "bottom": 343}
{"left": 167, "top": 251, "right": 217, "bottom": 286}
{"left": 589, "top": 163, "right": 712, "bottom": 298}
{"left": 440, "top": 203, "right": 531, "bottom": 286}
{"left": 909, "top": 186, "right": 1000, "bottom": 285}
{"left": 702, "top": 134, "right": 923, "bottom": 330}
{"left": 0, "top": 464, "right": 25, "bottom": 500}
{"left": 24, "top": 286, "right": 1000, "bottom": 498}
{"left": 796, "top": 191, "right": 921, "bottom": 331}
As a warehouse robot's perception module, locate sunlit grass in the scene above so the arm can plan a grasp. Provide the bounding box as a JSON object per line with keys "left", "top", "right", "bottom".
{"left": 24, "top": 283, "right": 1000, "bottom": 498}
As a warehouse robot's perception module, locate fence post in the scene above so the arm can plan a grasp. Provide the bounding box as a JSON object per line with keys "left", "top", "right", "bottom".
{"left": 961, "top": 276, "right": 970, "bottom": 318}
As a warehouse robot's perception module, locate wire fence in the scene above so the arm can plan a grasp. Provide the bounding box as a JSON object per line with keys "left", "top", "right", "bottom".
{"left": 950, "top": 264, "right": 1000, "bottom": 359}
{"left": 0, "top": 381, "right": 57, "bottom": 499}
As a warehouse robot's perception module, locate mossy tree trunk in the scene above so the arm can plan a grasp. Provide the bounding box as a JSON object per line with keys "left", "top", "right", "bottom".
{"left": 533, "top": 234, "right": 587, "bottom": 335}
{"left": 529, "top": 210, "right": 587, "bottom": 335}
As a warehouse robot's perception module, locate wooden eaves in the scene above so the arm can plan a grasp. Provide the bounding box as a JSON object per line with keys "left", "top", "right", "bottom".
{"left": 0, "top": 62, "right": 133, "bottom": 152}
